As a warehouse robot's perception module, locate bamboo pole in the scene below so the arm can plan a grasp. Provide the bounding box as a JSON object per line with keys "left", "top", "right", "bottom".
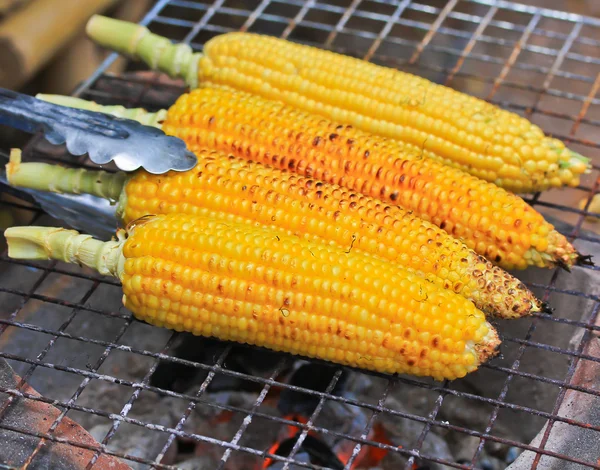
{"left": 38, "top": 31, "right": 102, "bottom": 95}
{"left": 0, "top": 0, "right": 30, "bottom": 17}
{"left": 0, "top": 0, "right": 120, "bottom": 89}
{"left": 40, "top": 0, "right": 152, "bottom": 94}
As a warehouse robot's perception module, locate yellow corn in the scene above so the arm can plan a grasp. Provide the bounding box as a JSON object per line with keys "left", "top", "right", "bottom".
{"left": 169, "top": 88, "right": 583, "bottom": 270}
{"left": 7, "top": 148, "right": 547, "bottom": 319}
{"left": 86, "top": 15, "right": 590, "bottom": 193}
{"left": 4, "top": 214, "right": 501, "bottom": 380}
{"left": 36, "top": 90, "right": 587, "bottom": 271}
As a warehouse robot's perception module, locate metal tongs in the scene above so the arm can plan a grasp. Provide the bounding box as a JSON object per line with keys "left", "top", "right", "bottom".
{"left": 0, "top": 87, "right": 197, "bottom": 174}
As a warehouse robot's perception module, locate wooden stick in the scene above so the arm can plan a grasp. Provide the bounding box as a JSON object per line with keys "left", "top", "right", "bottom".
{"left": 40, "top": 0, "right": 153, "bottom": 93}
{"left": 0, "top": 0, "right": 119, "bottom": 89}
{"left": 0, "top": 0, "right": 31, "bottom": 17}
{"left": 39, "top": 29, "right": 102, "bottom": 95}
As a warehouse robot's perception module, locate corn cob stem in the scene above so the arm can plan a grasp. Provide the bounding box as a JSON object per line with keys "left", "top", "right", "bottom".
{"left": 4, "top": 214, "right": 501, "bottom": 380}
{"left": 36, "top": 94, "right": 165, "bottom": 126}
{"left": 36, "top": 94, "right": 167, "bottom": 128}
{"left": 5, "top": 226, "right": 124, "bottom": 277}
{"left": 6, "top": 149, "right": 126, "bottom": 202}
{"left": 86, "top": 15, "right": 201, "bottom": 87}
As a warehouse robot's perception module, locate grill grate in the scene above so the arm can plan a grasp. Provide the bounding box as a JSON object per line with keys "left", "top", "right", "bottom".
{"left": 1, "top": 1, "right": 599, "bottom": 469}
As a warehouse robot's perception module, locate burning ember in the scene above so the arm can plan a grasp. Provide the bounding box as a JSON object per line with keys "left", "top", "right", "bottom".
{"left": 262, "top": 433, "right": 344, "bottom": 469}
{"left": 144, "top": 345, "right": 518, "bottom": 469}
{"left": 260, "top": 413, "right": 391, "bottom": 469}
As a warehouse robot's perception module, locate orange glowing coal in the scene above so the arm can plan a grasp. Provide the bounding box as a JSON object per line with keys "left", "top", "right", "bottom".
{"left": 261, "top": 416, "right": 392, "bottom": 469}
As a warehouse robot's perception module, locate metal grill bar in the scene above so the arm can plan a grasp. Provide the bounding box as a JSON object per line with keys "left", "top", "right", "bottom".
{"left": 281, "top": 369, "right": 344, "bottom": 469}
{"left": 323, "top": 0, "right": 362, "bottom": 48}
{"left": 149, "top": 1, "right": 600, "bottom": 81}
{"left": 0, "top": 279, "right": 100, "bottom": 390}
{"left": 2, "top": 316, "right": 600, "bottom": 408}
{"left": 342, "top": 379, "right": 394, "bottom": 470}
{"left": 488, "top": 10, "right": 540, "bottom": 99}
{"left": 0, "top": 287, "right": 130, "bottom": 319}
{"left": 471, "top": 0, "right": 600, "bottom": 22}
{"left": 502, "top": 337, "right": 600, "bottom": 363}
{"left": 528, "top": 183, "right": 600, "bottom": 470}
{"left": 137, "top": 0, "right": 600, "bottom": 93}
{"left": 239, "top": 0, "right": 271, "bottom": 32}
{"left": 169, "top": 0, "right": 600, "bottom": 39}
{"left": 165, "top": 11, "right": 600, "bottom": 84}
{"left": 181, "top": 0, "right": 225, "bottom": 43}
{"left": 532, "top": 300, "right": 600, "bottom": 468}
{"left": 571, "top": 73, "right": 600, "bottom": 142}
{"left": 404, "top": 381, "right": 449, "bottom": 470}
{"left": 2, "top": 380, "right": 600, "bottom": 470}
{"left": 153, "top": 344, "right": 233, "bottom": 464}
{"left": 216, "top": 357, "right": 289, "bottom": 469}
{"left": 86, "top": 333, "right": 179, "bottom": 468}
{"left": 409, "top": 0, "right": 460, "bottom": 63}
{"left": 445, "top": 2, "right": 499, "bottom": 85}
{"left": 281, "top": 0, "right": 316, "bottom": 40}
{"left": 539, "top": 21, "right": 582, "bottom": 106}
{"left": 0, "top": 419, "right": 178, "bottom": 470}
{"left": 74, "top": 27, "right": 600, "bottom": 141}
{"left": 0, "top": 281, "right": 99, "bottom": 430}
{"left": 108, "top": 16, "right": 600, "bottom": 158}
{"left": 406, "top": 3, "right": 494, "bottom": 464}
{"left": 363, "top": 0, "right": 413, "bottom": 61}
{"left": 20, "top": 316, "right": 133, "bottom": 467}
{"left": 1, "top": 0, "right": 600, "bottom": 469}
{"left": 0, "top": 352, "right": 597, "bottom": 452}
{"left": 471, "top": 316, "right": 550, "bottom": 466}
{"left": 0, "top": 404, "right": 332, "bottom": 470}
{"left": 475, "top": 15, "right": 594, "bottom": 464}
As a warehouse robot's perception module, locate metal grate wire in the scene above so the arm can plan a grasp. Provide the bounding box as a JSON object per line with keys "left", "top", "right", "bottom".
{"left": 1, "top": 1, "right": 599, "bottom": 469}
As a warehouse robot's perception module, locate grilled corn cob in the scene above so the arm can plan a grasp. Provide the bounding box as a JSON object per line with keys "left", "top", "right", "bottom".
{"left": 6, "top": 149, "right": 546, "bottom": 319}
{"left": 38, "top": 88, "right": 587, "bottom": 271}
{"left": 86, "top": 15, "right": 590, "bottom": 193}
{"left": 4, "top": 213, "right": 501, "bottom": 380}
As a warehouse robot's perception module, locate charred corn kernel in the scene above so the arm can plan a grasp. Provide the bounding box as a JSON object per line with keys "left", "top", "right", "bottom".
{"left": 36, "top": 88, "right": 587, "bottom": 271}
{"left": 7, "top": 149, "right": 547, "bottom": 319}
{"left": 163, "top": 88, "right": 582, "bottom": 270}
{"left": 4, "top": 214, "right": 501, "bottom": 380}
{"left": 86, "top": 16, "right": 591, "bottom": 193}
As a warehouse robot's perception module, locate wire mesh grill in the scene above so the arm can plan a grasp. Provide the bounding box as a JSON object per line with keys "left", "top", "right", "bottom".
{"left": 1, "top": 0, "right": 599, "bottom": 469}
